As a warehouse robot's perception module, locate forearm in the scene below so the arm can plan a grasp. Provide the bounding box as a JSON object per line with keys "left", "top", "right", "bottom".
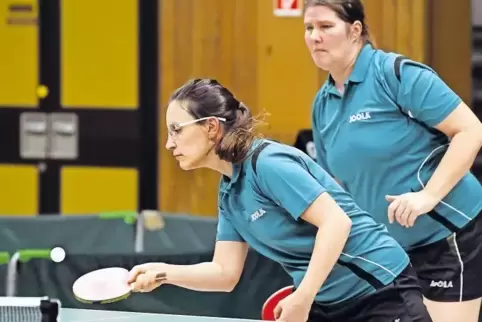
{"left": 163, "top": 262, "right": 236, "bottom": 292}
{"left": 296, "top": 216, "right": 351, "bottom": 299}
{"left": 424, "top": 132, "right": 481, "bottom": 201}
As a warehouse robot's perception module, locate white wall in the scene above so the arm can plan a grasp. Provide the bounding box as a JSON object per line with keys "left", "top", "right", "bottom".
{"left": 474, "top": 0, "right": 482, "bottom": 26}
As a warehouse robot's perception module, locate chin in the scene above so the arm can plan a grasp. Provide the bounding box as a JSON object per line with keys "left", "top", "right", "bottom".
{"left": 312, "top": 56, "right": 332, "bottom": 71}
{"left": 314, "top": 60, "right": 331, "bottom": 71}
{"left": 178, "top": 158, "right": 201, "bottom": 171}
{"left": 178, "top": 161, "right": 193, "bottom": 171}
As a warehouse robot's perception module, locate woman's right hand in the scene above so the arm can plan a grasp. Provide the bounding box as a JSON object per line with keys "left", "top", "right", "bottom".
{"left": 127, "top": 263, "right": 168, "bottom": 293}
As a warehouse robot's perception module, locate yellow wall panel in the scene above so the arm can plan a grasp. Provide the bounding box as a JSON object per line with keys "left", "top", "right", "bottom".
{"left": 411, "top": 0, "right": 429, "bottom": 63}
{"left": 0, "top": 165, "right": 38, "bottom": 216}
{"left": 61, "top": 0, "right": 138, "bottom": 109}
{"left": 257, "top": 0, "right": 319, "bottom": 143}
{"left": 361, "top": 0, "right": 429, "bottom": 63}
{"left": 61, "top": 167, "right": 137, "bottom": 215}
{"left": 430, "top": 0, "right": 472, "bottom": 103}
{"left": 158, "top": 0, "right": 259, "bottom": 217}
{"left": 0, "top": 0, "right": 38, "bottom": 107}
{"left": 363, "top": 0, "right": 383, "bottom": 48}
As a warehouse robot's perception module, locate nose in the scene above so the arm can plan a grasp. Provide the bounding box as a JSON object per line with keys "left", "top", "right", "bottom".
{"left": 309, "top": 29, "right": 322, "bottom": 42}
{"left": 165, "top": 135, "right": 176, "bottom": 150}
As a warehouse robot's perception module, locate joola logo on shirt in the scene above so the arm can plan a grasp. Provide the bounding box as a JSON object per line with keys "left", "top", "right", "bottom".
{"left": 250, "top": 208, "right": 266, "bottom": 222}
{"left": 349, "top": 112, "right": 371, "bottom": 123}
{"left": 430, "top": 280, "right": 453, "bottom": 288}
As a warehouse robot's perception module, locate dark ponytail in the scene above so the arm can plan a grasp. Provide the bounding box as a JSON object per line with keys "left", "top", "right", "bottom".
{"left": 215, "top": 102, "right": 257, "bottom": 163}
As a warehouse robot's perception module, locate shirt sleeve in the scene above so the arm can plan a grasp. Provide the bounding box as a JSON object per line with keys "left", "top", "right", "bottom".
{"left": 216, "top": 210, "right": 245, "bottom": 242}
{"left": 383, "top": 57, "right": 462, "bottom": 127}
{"left": 311, "top": 100, "right": 334, "bottom": 178}
{"left": 254, "top": 150, "right": 327, "bottom": 221}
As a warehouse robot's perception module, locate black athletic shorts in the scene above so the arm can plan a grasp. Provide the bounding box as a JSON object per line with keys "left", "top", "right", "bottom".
{"left": 408, "top": 210, "right": 482, "bottom": 302}
{"left": 307, "top": 264, "right": 432, "bottom": 322}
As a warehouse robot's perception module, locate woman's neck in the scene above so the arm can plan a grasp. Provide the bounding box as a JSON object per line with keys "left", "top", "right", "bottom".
{"left": 330, "top": 43, "right": 364, "bottom": 92}
{"left": 205, "top": 153, "right": 233, "bottom": 177}
{"left": 216, "top": 160, "right": 233, "bottom": 178}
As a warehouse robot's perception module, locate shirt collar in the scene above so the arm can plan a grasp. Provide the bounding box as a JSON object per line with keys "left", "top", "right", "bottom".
{"left": 326, "top": 43, "right": 376, "bottom": 93}
{"left": 348, "top": 43, "right": 376, "bottom": 83}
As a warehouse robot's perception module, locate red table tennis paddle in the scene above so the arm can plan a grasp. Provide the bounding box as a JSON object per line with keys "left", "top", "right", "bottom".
{"left": 261, "top": 285, "right": 294, "bottom": 321}
{"left": 72, "top": 267, "right": 133, "bottom": 304}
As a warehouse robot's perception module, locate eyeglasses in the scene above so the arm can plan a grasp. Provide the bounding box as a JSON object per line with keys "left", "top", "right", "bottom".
{"left": 167, "top": 116, "right": 226, "bottom": 139}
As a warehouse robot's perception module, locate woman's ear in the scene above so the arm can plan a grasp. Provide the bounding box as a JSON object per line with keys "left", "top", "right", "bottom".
{"left": 351, "top": 21, "right": 363, "bottom": 41}
{"left": 207, "top": 118, "right": 221, "bottom": 141}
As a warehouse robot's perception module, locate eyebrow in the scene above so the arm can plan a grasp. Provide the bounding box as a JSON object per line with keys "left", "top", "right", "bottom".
{"left": 304, "top": 19, "right": 334, "bottom": 24}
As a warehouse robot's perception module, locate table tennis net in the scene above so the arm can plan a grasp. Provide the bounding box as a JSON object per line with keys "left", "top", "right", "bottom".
{"left": 0, "top": 297, "right": 60, "bottom": 322}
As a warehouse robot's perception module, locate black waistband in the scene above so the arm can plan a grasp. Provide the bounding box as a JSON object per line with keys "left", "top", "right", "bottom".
{"left": 311, "top": 263, "right": 413, "bottom": 315}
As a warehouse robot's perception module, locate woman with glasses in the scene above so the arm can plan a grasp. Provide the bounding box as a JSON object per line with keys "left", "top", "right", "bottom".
{"left": 127, "top": 78, "right": 432, "bottom": 322}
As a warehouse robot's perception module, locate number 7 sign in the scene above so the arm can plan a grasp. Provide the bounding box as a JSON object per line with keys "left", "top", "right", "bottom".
{"left": 273, "top": 0, "right": 303, "bottom": 17}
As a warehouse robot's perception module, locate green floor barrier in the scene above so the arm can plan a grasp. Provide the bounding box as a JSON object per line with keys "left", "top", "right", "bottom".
{"left": 98, "top": 211, "right": 137, "bottom": 225}
{"left": 0, "top": 252, "right": 10, "bottom": 265}
{"left": 17, "top": 249, "right": 52, "bottom": 263}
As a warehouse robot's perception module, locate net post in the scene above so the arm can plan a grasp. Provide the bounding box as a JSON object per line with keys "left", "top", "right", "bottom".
{"left": 6, "top": 252, "right": 20, "bottom": 297}
{"left": 135, "top": 211, "right": 144, "bottom": 253}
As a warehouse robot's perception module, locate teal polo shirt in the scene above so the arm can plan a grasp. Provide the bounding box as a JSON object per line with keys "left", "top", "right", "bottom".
{"left": 312, "top": 43, "right": 482, "bottom": 250}
{"left": 217, "top": 139, "right": 409, "bottom": 305}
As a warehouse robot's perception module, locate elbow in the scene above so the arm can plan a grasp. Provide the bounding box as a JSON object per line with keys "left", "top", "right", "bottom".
{"left": 221, "top": 276, "right": 240, "bottom": 292}
{"left": 458, "top": 127, "right": 482, "bottom": 148}
{"left": 343, "top": 216, "right": 352, "bottom": 233}
{"left": 212, "top": 261, "right": 243, "bottom": 292}
{"left": 464, "top": 127, "right": 482, "bottom": 147}
{"left": 475, "top": 130, "right": 482, "bottom": 147}
{"left": 322, "top": 213, "right": 351, "bottom": 237}
{"left": 338, "top": 215, "right": 352, "bottom": 236}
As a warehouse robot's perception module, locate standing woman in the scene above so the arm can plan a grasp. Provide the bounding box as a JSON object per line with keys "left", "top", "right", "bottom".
{"left": 304, "top": 1, "right": 482, "bottom": 321}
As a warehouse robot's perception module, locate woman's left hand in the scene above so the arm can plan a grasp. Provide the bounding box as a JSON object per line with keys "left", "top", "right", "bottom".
{"left": 386, "top": 190, "right": 440, "bottom": 227}
{"left": 273, "top": 291, "right": 312, "bottom": 322}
